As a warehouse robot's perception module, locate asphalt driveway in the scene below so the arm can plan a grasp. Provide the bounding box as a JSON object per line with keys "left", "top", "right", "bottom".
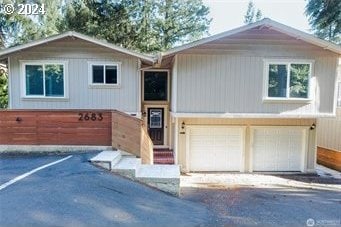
{"left": 0, "top": 152, "right": 213, "bottom": 227}
{"left": 181, "top": 173, "right": 341, "bottom": 226}
{"left": 0, "top": 152, "right": 340, "bottom": 227}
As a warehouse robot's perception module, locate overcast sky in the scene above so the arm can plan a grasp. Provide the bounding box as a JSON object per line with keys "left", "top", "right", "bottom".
{"left": 203, "top": 0, "right": 311, "bottom": 35}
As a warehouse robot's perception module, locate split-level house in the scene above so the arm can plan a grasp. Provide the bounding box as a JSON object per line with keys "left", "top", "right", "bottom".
{"left": 1, "top": 18, "right": 340, "bottom": 173}
{"left": 317, "top": 62, "right": 341, "bottom": 171}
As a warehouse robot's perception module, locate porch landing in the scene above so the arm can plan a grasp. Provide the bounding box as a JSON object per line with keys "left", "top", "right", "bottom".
{"left": 154, "top": 149, "right": 174, "bottom": 165}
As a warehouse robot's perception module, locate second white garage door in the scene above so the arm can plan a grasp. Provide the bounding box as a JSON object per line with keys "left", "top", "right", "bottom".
{"left": 252, "top": 127, "right": 307, "bottom": 172}
{"left": 187, "top": 126, "right": 244, "bottom": 171}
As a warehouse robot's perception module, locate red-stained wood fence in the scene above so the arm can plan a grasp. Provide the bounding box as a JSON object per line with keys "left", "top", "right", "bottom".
{"left": 0, "top": 109, "right": 154, "bottom": 164}
{"left": 0, "top": 110, "right": 112, "bottom": 145}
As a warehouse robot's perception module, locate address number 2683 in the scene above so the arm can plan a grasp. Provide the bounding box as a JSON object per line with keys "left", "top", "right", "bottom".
{"left": 78, "top": 113, "right": 103, "bottom": 121}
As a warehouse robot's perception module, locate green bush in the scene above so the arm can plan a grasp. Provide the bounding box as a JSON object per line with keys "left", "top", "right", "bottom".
{"left": 0, "top": 69, "right": 8, "bottom": 109}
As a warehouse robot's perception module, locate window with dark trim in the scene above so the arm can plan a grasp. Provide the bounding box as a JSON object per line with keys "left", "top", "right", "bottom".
{"left": 144, "top": 71, "right": 168, "bottom": 101}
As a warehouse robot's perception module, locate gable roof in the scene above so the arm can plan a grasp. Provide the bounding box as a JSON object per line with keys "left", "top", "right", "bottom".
{"left": 1, "top": 18, "right": 340, "bottom": 63}
{"left": 161, "top": 18, "right": 341, "bottom": 57}
{"left": 0, "top": 31, "right": 156, "bottom": 63}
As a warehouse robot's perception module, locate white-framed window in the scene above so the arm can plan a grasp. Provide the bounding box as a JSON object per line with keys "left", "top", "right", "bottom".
{"left": 263, "top": 59, "right": 313, "bottom": 101}
{"left": 21, "top": 61, "right": 67, "bottom": 98}
{"left": 88, "top": 61, "right": 121, "bottom": 87}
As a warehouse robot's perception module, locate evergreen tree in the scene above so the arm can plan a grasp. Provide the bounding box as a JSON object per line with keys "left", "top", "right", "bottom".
{"left": 1, "top": 0, "right": 63, "bottom": 47}
{"left": 305, "top": 0, "right": 340, "bottom": 44}
{"left": 0, "top": 67, "right": 8, "bottom": 109}
{"left": 62, "top": 0, "right": 210, "bottom": 52}
{"left": 154, "top": 0, "right": 211, "bottom": 51}
{"left": 244, "top": 1, "right": 262, "bottom": 24}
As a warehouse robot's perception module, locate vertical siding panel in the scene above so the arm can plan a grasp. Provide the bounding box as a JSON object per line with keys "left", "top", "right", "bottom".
{"left": 317, "top": 109, "right": 341, "bottom": 151}
{"left": 176, "top": 54, "right": 337, "bottom": 115}
{"left": 10, "top": 50, "right": 139, "bottom": 112}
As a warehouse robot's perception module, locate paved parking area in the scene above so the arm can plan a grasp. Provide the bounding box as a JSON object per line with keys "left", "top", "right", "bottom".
{"left": 181, "top": 173, "right": 341, "bottom": 226}
{"left": 0, "top": 152, "right": 213, "bottom": 227}
{"left": 1, "top": 152, "right": 340, "bottom": 227}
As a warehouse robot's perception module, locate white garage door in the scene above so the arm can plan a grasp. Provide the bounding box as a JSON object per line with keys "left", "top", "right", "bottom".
{"left": 252, "top": 127, "right": 306, "bottom": 171}
{"left": 188, "top": 126, "right": 244, "bottom": 171}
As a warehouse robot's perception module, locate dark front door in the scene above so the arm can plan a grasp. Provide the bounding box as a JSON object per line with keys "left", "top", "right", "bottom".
{"left": 147, "top": 108, "right": 164, "bottom": 145}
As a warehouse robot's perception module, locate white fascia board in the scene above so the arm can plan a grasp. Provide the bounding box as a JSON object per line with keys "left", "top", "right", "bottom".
{"left": 161, "top": 19, "right": 267, "bottom": 57}
{"left": 0, "top": 31, "right": 156, "bottom": 63}
{"left": 162, "top": 18, "right": 341, "bottom": 57}
{"left": 265, "top": 20, "right": 341, "bottom": 55}
{"left": 0, "top": 32, "right": 72, "bottom": 57}
{"left": 170, "top": 112, "right": 336, "bottom": 119}
{"left": 71, "top": 32, "right": 155, "bottom": 62}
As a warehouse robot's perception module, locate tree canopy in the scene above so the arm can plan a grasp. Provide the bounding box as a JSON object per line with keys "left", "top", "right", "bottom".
{"left": 1, "top": 0, "right": 211, "bottom": 53}
{"left": 244, "top": 0, "right": 262, "bottom": 24}
{"left": 305, "top": 0, "right": 341, "bottom": 44}
{"left": 0, "top": 67, "right": 7, "bottom": 109}
{"left": 0, "top": 0, "right": 211, "bottom": 108}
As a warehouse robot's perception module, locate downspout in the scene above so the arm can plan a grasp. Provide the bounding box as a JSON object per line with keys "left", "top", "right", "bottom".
{"left": 137, "top": 59, "right": 142, "bottom": 118}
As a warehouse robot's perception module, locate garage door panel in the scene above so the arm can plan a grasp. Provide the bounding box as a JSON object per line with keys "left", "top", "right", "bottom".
{"left": 252, "top": 128, "right": 305, "bottom": 171}
{"left": 188, "top": 127, "right": 243, "bottom": 171}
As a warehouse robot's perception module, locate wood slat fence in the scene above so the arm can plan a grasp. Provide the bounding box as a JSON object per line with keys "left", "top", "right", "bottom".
{"left": 0, "top": 110, "right": 153, "bottom": 164}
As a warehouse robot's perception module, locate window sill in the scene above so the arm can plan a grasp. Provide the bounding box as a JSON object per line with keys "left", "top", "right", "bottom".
{"left": 21, "top": 97, "right": 69, "bottom": 102}
{"left": 89, "top": 84, "right": 121, "bottom": 89}
{"left": 263, "top": 98, "right": 313, "bottom": 104}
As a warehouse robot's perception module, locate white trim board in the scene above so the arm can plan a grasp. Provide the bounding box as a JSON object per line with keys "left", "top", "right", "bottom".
{"left": 87, "top": 61, "right": 122, "bottom": 88}
{"left": 20, "top": 60, "right": 69, "bottom": 99}
{"left": 262, "top": 59, "right": 315, "bottom": 102}
{"left": 0, "top": 31, "right": 155, "bottom": 63}
{"left": 144, "top": 104, "right": 169, "bottom": 147}
{"left": 161, "top": 18, "right": 341, "bottom": 58}
{"left": 170, "top": 112, "right": 334, "bottom": 118}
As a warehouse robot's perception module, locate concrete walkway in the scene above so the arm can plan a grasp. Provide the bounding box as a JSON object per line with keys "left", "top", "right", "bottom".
{"left": 181, "top": 172, "right": 341, "bottom": 191}
{"left": 316, "top": 164, "right": 341, "bottom": 179}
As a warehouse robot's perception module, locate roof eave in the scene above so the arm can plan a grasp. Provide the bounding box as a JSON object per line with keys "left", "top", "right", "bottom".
{"left": 162, "top": 18, "right": 341, "bottom": 57}
{"left": 0, "top": 31, "right": 156, "bottom": 63}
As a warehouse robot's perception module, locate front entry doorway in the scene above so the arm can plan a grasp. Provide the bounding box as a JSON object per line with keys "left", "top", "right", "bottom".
{"left": 147, "top": 108, "right": 164, "bottom": 145}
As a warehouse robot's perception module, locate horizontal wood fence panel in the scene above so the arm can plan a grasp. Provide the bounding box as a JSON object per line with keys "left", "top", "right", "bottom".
{"left": 112, "top": 111, "right": 141, "bottom": 157}
{"left": 1, "top": 110, "right": 154, "bottom": 163}
{"left": 0, "top": 110, "right": 112, "bottom": 146}
{"left": 317, "top": 147, "right": 341, "bottom": 171}
{"left": 112, "top": 111, "right": 154, "bottom": 163}
{"left": 141, "top": 127, "right": 154, "bottom": 164}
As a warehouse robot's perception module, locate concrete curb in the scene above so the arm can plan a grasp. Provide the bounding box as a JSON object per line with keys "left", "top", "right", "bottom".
{"left": 0, "top": 145, "right": 112, "bottom": 154}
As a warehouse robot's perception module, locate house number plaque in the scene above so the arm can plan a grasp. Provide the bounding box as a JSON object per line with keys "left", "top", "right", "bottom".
{"left": 78, "top": 112, "right": 103, "bottom": 121}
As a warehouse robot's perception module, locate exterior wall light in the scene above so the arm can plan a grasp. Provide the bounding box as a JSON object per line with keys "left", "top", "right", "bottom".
{"left": 181, "top": 121, "right": 185, "bottom": 130}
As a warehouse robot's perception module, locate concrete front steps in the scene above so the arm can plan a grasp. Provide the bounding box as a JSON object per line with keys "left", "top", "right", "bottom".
{"left": 90, "top": 150, "right": 180, "bottom": 196}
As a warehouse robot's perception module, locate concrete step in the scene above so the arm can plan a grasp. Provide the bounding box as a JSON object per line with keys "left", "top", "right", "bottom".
{"left": 111, "top": 156, "right": 141, "bottom": 179}
{"left": 90, "top": 150, "right": 180, "bottom": 196}
{"left": 136, "top": 165, "right": 180, "bottom": 196}
{"left": 90, "top": 150, "right": 121, "bottom": 170}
